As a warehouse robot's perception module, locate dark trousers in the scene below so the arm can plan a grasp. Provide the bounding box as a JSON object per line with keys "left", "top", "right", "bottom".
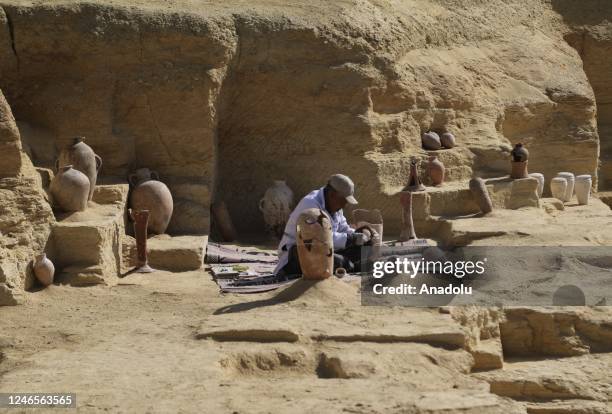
{"left": 278, "top": 244, "right": 363, "bottom": 278}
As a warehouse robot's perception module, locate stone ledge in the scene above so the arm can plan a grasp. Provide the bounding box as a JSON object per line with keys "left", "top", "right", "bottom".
{"left": 122, "top": 235, "right": 207, "bottom": 273}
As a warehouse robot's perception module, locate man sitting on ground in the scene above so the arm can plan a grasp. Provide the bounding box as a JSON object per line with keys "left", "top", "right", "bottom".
{"left": 274, "top": 174, "right": 372, "bottom": 277}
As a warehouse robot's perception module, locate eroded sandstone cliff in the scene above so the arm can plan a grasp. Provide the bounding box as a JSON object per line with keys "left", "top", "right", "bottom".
{"left": 0, "top": 0, "right": 610, "bottom": 302}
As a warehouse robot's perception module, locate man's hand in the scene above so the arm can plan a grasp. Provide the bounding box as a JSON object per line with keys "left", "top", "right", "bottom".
{"left": 353, "top": 231, "right": 371, "bottom": 246}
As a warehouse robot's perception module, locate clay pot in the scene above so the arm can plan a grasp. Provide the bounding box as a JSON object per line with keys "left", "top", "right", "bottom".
{"left": 550, "top": 177, "right": 568, "bottom": 201}
{"left": 296, "top": 208, "right": 334, "bottom": 280}
{"left": 511, "top": 161, "right": 529, "bottom": 179}
{"left": 440, "top": 132, "right": 456, "bottom": 148}
{"left": 129, "top": 168, "right": 173, "bottom": 235}
{"left": 428, "top": 155, "right": 445, "bottom": 186}
{"left": 556, "top": 172, "right": 575, "bottom": 202}
{"left": 575, "top": 175, "right": 592, "bottom": 205}
{"left": 32, "top": 253, "right": 54, "bottom": 286}
{"left": 211, "top": 201, "right": 237, "bottom": 242}
{"left": 259, "top": 180, "right": 294, "bottom": 239}
{"left": 511, "top": 143, "right": 529, "bottom": 162}
{"left": 50, "top": 165, "right": 90, "bottom": 212}
{"left": 57, "top": 137, "right": 102, "bottom": 201}
{"left": 469, "top": 177, "right": 493, "bottom": 214}
{"left": 529, "top": 173, "right": 545, "bottom": 198}
{"left": 352, "top": 209, "right": 383, "bottom": 261}
{"left": 421, "top": 131, "right": 442, "bottom": 150}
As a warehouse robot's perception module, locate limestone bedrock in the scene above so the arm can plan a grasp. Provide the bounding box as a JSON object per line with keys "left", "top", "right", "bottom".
{"left": 0, "top": 0, "right": 608, "bottom": 236}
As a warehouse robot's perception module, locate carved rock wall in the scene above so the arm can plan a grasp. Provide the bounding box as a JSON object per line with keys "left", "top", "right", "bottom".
{"left": 0, "top": 0, "right": 605, "bottom": 235}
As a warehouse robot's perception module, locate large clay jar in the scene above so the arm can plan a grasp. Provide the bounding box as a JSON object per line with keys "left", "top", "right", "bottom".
{"left": 33, "top": 253, "right": 54, "bottom": 286}
{"left": 550, "top": 177, "right": 568, "bottom": 201}
{"left": 129, "top": 168, "right": 173, "bottom": 235}
{"left": 575, "top": 175, "right": 592, "bottom": 205}
{"left": 259, "top": 180, "right": 294, "bottom": 239}
{"left": 529, "top": 173, "right": 545, "bottom": 198}
{"left": 511, "top": 143, "right": 529, "bottom": 162}
{"left": 421, "top": 131, "right": 442, "bottom": 150}
{"left": 427, "top": 155, "right": 445, "bottom": 186}
{"left": 57, "top": 137, "right": 102, "bottom": 201}
{"left": 556, "top": 172, "right": 575, "bottom": 202}
{"left": 296, "top": 208, "right": 334, "bottom": 280}
{"left": 440, "top": 132, "right": 456, "bottom": 149}
{"left": 469, "top": 177, "right": 493, "bottom": 214}
{"left": 50, "top": 165, "right": 90, "bottom": 212}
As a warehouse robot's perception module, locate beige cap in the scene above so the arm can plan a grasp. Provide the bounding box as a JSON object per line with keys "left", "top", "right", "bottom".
{"left": 328, "top": 174, "right": 358, "bottom": 204}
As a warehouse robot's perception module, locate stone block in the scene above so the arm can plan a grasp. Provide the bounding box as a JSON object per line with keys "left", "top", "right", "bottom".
{"left": 52, "top": 203, "right": 124, "bottom": 286}
{"left": 122, "top": 234, "right": 206, "bottom": 273}
{"left": 486, "top": 176, "right": 539, "bottom": 209}
{"left": 92, "top": 183, "right": 129, "bottom": 205}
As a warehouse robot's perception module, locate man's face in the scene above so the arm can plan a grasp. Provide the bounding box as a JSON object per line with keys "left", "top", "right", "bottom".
{"left": 327, "top": 189, "right": 347, "bottom": 213}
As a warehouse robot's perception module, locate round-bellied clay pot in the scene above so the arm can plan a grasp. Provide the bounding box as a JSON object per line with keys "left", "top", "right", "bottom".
{"left": 556, "top": 172, "right": 575, "bottom": 202}
{"left": 50, "top": 165, "right": 90, "bottom": 212}
{"left": 529, "top": 173, "right": 545, "bottom": 198}
{"left": 550, "top": 177, "right": 568, "bottom": 201}
{"left": 511, "top": 161, "right": 529, "bottom": 179}
{"left": 469, "top": 177, "right": 493, "bottom": 214}
{"left": 259, "top": 180, "right": 294, "bottom": 239}
{"left": 511, "top": 143, "right": 529, "bottom": 162}
{"left": 421, "top": 131, "right": 442, "bottom": 150}
{"left": 57, "top": 137, "right": 102, "bottom": 201}
{"left": 440, "top": 132, "right": 456, "bottom": 149}
{"left": 427, "top": 155, "right": 445, "bottom": 186}
{"left": 33, "top": 253, "right": 54, "bottom": 286}
{"left": 129, "top": 168, "right": 173, "bottom": 235}
{"left": 574, "top": 174, "right": 592, "bottom": 205}
{"left": 296, "top": 208, "right": 333, "bottom": 280}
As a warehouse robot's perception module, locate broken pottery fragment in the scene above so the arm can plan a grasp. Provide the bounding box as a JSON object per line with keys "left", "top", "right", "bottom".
{"left": 296, "top": 208, "right": 334, "bottom": 280}
{"left": 469, "top": 177, "right": 493, "bottom": 214}
{"left": 57, "top": 136, "right": 102, "bottom": 201}
{"left": 259, "top": 180, "right": 294, "bottom": 239}
{"left": 129, "top": 168, "right": 173, "bottom": 235}
{"left": 50, "top": 165, "right": 90, "bottom": 212}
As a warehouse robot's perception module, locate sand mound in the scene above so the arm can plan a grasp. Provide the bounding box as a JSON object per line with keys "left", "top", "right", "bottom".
{"left": 273, "top": 277, "right": 360, "bottom": 307}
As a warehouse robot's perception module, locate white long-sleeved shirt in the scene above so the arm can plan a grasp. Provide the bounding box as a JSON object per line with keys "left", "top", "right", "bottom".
{"left": 273, "top": 187, "right": 355, "bottom": 275}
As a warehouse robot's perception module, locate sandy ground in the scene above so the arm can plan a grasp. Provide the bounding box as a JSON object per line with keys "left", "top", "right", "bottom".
{"left": 0, "top": 270, "right": 515, "bottom": 414}
{"left": 1, "top": 199, "right": 611, "bottom": 413}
